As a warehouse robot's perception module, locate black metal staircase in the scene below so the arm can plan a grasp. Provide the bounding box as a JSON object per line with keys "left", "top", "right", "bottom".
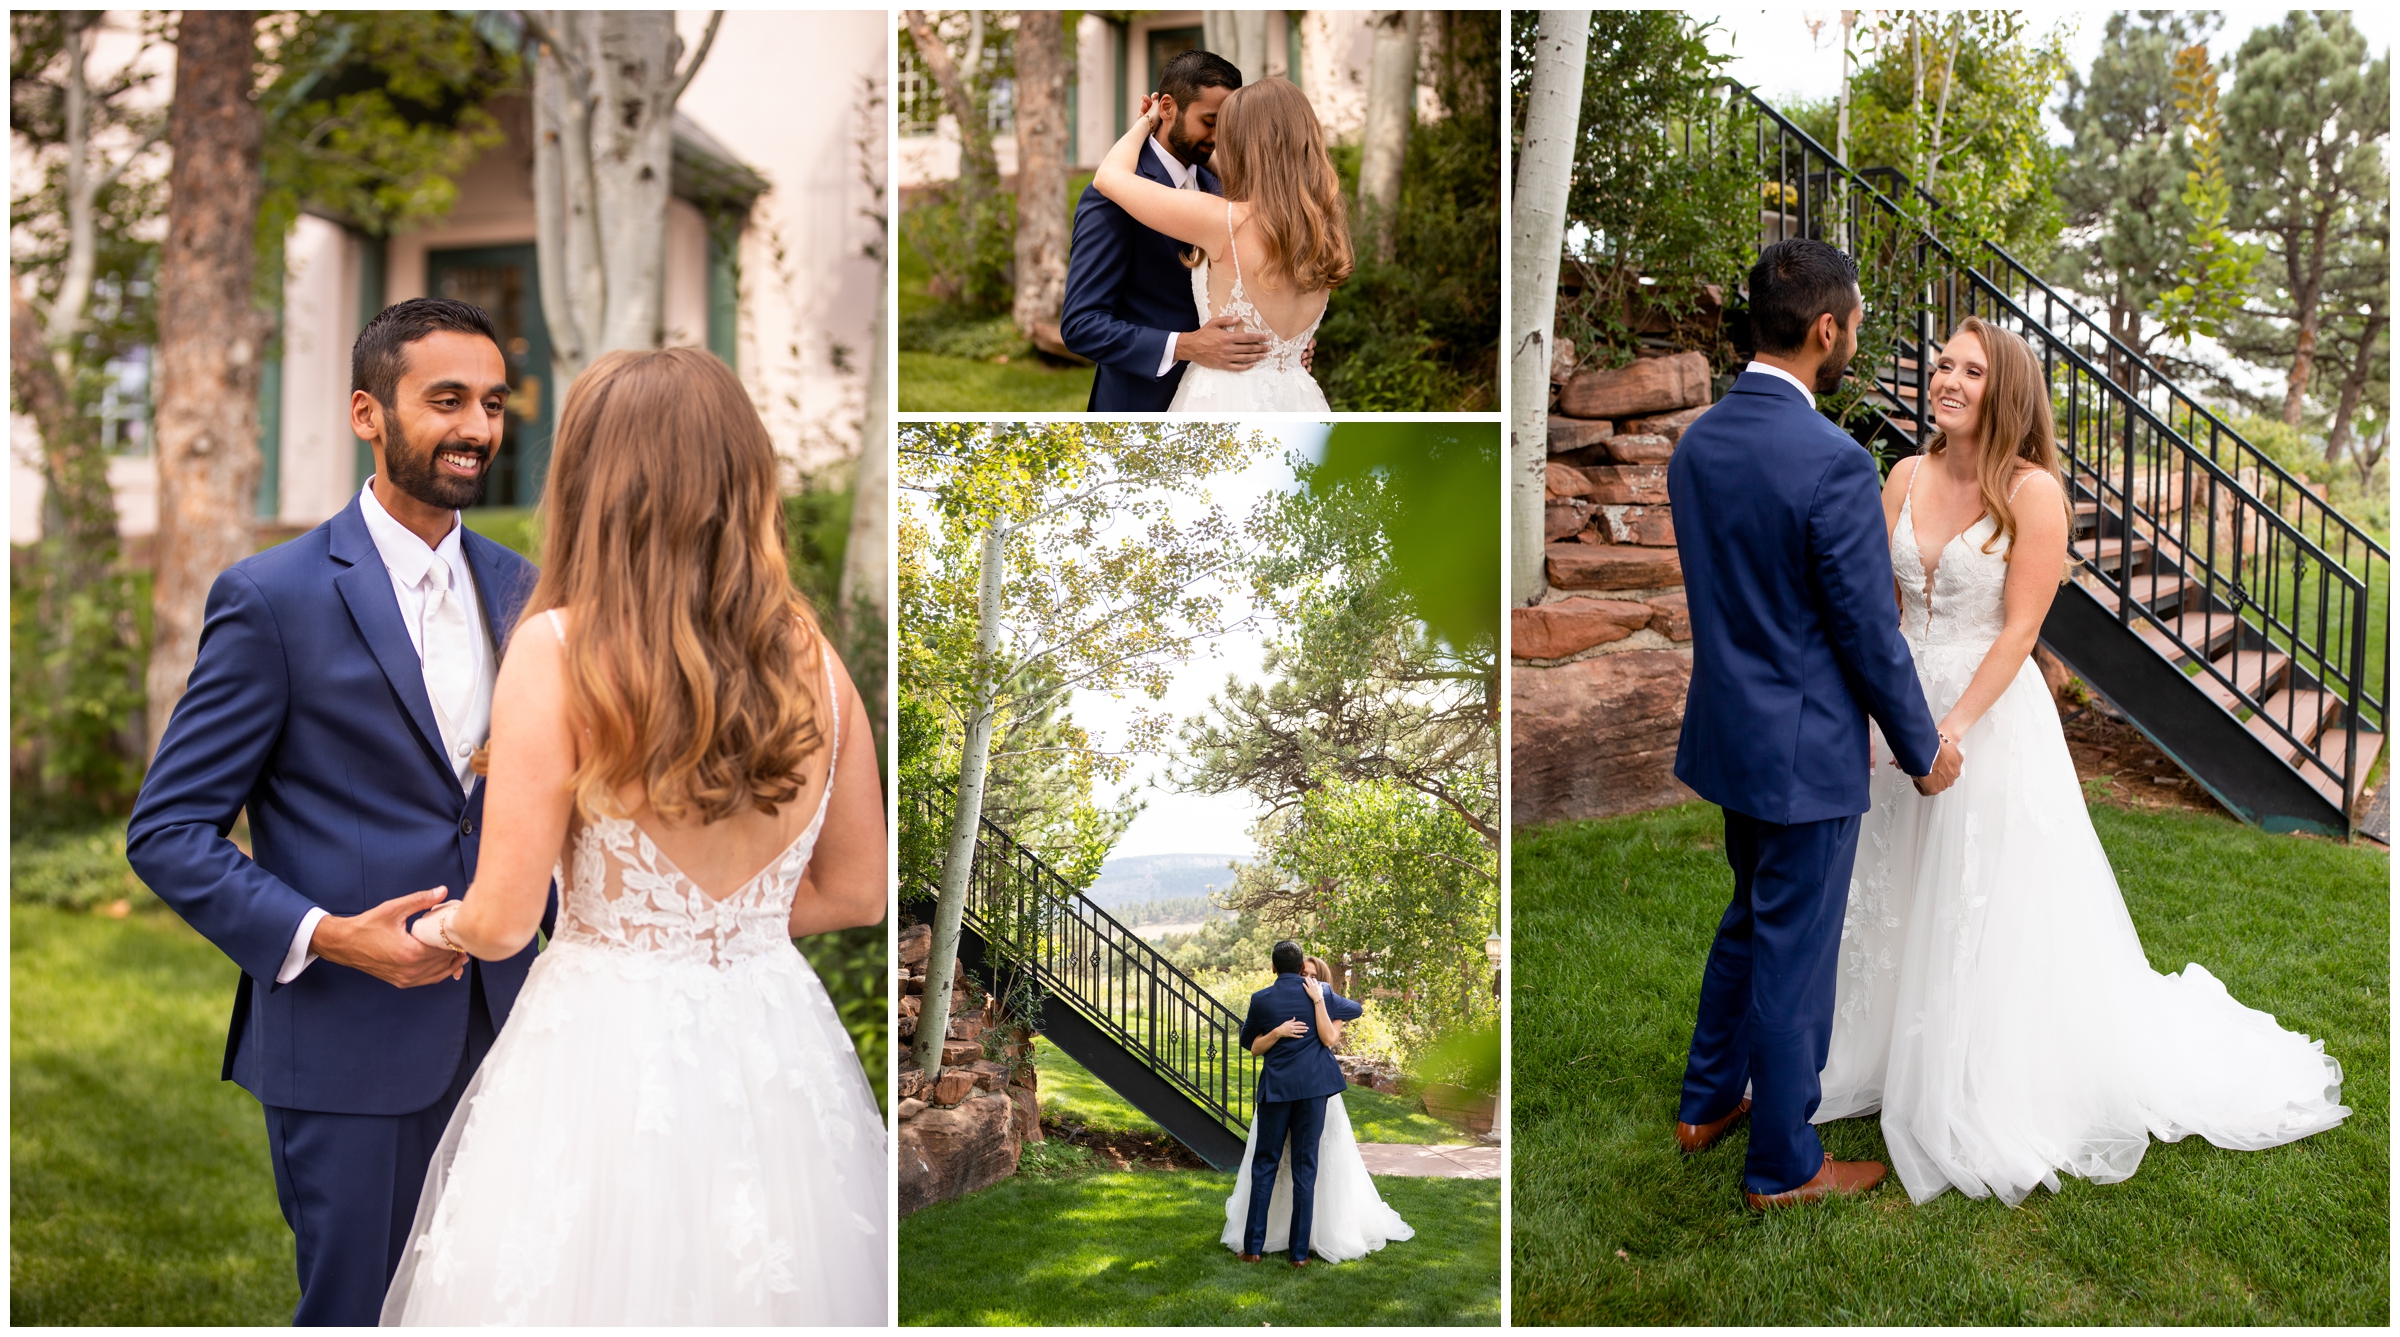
{"left": 905, "top": 795, "right": 1257, "bottom": 1170}
{"left": 1725, "top": 84, "right": 2386, "bottom": 837}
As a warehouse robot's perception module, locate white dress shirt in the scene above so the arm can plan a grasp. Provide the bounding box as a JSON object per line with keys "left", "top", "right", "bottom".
{"left": 278, "top": 481, "right": 496, "bottom": 983}
{"left": 1744, "top": 359, "right": 1817, "bottom": 408}
{"left": 1151, "top": 135, "right": 1203, "bottom": 378}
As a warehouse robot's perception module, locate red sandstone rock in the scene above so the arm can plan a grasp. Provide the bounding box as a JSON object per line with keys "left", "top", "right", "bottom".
{"left": 899, "top": 994, "right": 920, "bottom": 1018}
{"left": 1545, "top": 499, "right": 1591, "bottom": 542}
{"left": 1557, "top": 351, "right": 1712, "bottom": 420}
{"left": 1008, "top": 1086, "right": 1043, "bottom": 1142}
{"left": 1647, "top": 590, "right": 1691, "bottom": 640}
{"left": 940, "top": 1039, "right": 981, "bottom": 1067}
{"left": 1511, "top": 652, "right": 1699, "bottom": 824}
{"left": 898, "top": 923, "right": 931, "bottom": 966}
{"left": 898, "top": 1090, "right": 1020, "bottom": 1217}
{"left": 1513, "top": 600, "right": 1650, "bottom": 660}
{"left": 1548, "top": 543, "right": 1682, "bottom": 590}
{"left": 1602, "top": 433, "right": 1676, "bottom": 466}
{"left": 899, "top": 1066, "right": 928, "bottom": 1102}
{"left": 1582, "top": 464, "right": 1670, "bottom": 506}
{"left": 932, "top": 1069, "right": 978, "bottom": 1105}
{"left": 897, "top": 1097, "right": 927, "bottom": 1122}
{"left": 949, "top": 1013, "right": 985, "bottom": 1042}
{"left": 1544, "top": 461, "right": 1592, "bottom": 499}
{"left": 970, "top": 1060, "right": 1011, "bottom": 1092}
{"left": 1548, "top": 415, "right": 1613, "bottom": 454}
{"left": 1623, "top": 404, "right": 1712, "bottom": 441}
{"left": 1591, "top": 504, "right": 1677, "bottom": 547}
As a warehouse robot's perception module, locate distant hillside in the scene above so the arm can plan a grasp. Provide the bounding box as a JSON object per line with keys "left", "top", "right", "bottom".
{"left": 1087, "top": 852, "right": 1247, "bottom": 911}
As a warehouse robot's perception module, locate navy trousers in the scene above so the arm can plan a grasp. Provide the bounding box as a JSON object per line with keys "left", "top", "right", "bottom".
{"left": 263, "top": 964, "right": 496, "bottom": 1326}
{"left": 1678, "top": 809, "right": 1863, "bottom": 1195}
{"left": 1244, "top": 1094, "right": 1328, "bottom": 1261}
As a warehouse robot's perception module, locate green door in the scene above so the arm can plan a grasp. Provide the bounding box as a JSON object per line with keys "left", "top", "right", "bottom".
{"left": 425, "top": 244, "right": 554, "bottom": 508}
{"left": 1147, "top": 26, "right": 1203, "bottom": 91}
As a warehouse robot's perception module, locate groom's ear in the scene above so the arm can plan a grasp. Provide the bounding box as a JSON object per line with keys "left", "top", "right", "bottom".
{"left": 1153, "top": 91, "right": 1178, "bottom": 125}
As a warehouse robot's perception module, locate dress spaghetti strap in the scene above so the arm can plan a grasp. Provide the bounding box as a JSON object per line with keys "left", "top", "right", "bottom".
{"left": 1226, "top": 198, "right": 1242, "bottom": 287}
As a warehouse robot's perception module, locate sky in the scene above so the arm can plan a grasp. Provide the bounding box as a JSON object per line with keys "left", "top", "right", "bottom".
{"left": 1071, "top": 423, "right": 1331, "bottom": 863}
{"left": 1698, "top": 7, "right": 2394, "bottom": 143}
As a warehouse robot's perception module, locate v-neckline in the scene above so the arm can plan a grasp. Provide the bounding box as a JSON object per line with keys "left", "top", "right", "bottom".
{"left": 622, "top": 796, "right": 827, "bottom": 906}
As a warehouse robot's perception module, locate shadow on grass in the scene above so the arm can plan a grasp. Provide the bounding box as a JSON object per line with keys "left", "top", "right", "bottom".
{"left": 900, "top": 1168, "right": 1499, "bottom": 1326}
{"left": 1035, "top": 1037, "right": 1473, "bottom": 1147}
{"left": 1510, "top": 800, "right": 2389, "bottom": 1325}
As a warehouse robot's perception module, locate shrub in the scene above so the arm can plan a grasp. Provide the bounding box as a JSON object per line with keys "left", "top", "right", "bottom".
{"left": 903, "top": 183, "right": 1016, "bottom": 315}
{"left": 9, "top": 820, "right": 153, "bottom": 912}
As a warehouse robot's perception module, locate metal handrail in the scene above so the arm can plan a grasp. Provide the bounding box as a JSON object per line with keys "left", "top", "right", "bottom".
{"left": 909, "top": 794, "right": 1257, "bottom": 1137}
{"left": 1718, "top": 82, "right": 2383, "bottom": 813}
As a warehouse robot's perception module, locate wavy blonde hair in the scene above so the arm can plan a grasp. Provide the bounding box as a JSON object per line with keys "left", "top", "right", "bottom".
{"left": 1184, "top": 77, "right": 1354, "bottom": 293}
{"left": 1923, "top": 315, "right": 2065, "bottom": 564}
{"left": 526, "top": 346, "right": 826, "bottom": 824}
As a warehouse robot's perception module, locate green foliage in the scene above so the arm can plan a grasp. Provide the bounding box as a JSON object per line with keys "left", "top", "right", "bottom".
{"left": 901, "top": 181, "right": 1017, "bottom": 314}
{"left": 8, "top": 820, "right": 151, "bottom": 912}
{"left": 1512, "top": 800, "right": 2388, "bottom": 1324}
{"left": 1110, "top": 895, "right": 1223, "bottom": 928}
{"left": 1155, "top": 907, "right": 1282, "bottom": 978}
{"left": 10, "top": 547, "right": 148, "bottom": 815}
{"left": 796, "top": 923, "right": 888, "bottom": 1113}
{"left": 1013, "top": 1136, "right": 1101, "bottom": 1177}
{"left": 1314, "top": 11, "right": 1502, "bottom": 412}
{"left": 1512, "top": 10, "right": 1752, "bottom": 374}
{"left": 897, "top": 307, "right": 1027, "bottom": 361}
{"left": 2155, "top": 44, "right": 2263, "bottom": 342}
{"left": 896, "top": 171, "right": 1095, "bottom": 412}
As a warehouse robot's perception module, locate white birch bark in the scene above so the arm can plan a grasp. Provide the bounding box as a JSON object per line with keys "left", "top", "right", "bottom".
{"left": 1359, "top": 10, "right": 1420, "bottom": 264}
{"left": 915, "top": 523, "right": 1010, "bottom": 1081}
{"left": 1202, "top": 11, "right": 1272, "bottom": 86}
{"left": 1508, "top": 13, "right": 1586, "bottom": 606}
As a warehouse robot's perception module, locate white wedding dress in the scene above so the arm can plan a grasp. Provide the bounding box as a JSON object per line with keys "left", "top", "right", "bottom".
{"left": 1220, "top": 1093, "right": 1414, "bottom": 1262}
{"left": 383, "top": 642, "right": 887, "bottom": 1324}
{"left": 1169, "top": 200, "right": 1331, "bottom": 413}
{"left": 1816, "top": 475, "right": 2349, "bottom": 1206}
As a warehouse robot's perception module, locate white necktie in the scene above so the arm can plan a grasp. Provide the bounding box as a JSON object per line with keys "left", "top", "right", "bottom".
{"left": 422, "top": 560, "right": 474, "bottom": 753}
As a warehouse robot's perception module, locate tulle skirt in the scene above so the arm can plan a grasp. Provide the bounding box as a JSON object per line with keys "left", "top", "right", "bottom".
{"left": 1818, "top": 642, "right": 2348, "bottom": 1205}
{"left": 1169, "top": 363, "right": 1330, "bottom": 413}
{"left": 1220, "top": 1094, "right": 1415, "bottom": 1262}
{"left": 382, "top": 940, "right": 888, "bottom": 1325}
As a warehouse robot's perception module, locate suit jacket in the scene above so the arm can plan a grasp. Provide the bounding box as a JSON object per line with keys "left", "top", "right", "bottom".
{"left": 1240, "top": 974, "right": 1364, "bottom": 1105}
{"left": 127, "top": 494, "right": 547, "bottom": 1116}
{"left": 1668, "top": 371, "right": 1944, "bottom": 825}
{"left": 1060, "top": 143, "right": 1221, "bottom": 412}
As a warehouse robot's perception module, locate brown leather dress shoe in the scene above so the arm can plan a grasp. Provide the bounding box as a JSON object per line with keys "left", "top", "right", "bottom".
{"left": 1291, "top": 1257, "right": 1312, "bottom": 1268}
{"left": 1745, "top": 1158, "right": 1886, "bottom": 1209}
{"left": 1236, "top": 1253, "right": 1261, "bottom": 1263}
{"left": 1674, "top": 1098, "right": 1751, "bottom": 1153}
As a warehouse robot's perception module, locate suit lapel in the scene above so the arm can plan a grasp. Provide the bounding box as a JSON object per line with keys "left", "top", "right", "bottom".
{"left": 327, "top": 497, "right": 462, "bottom": 800}
{"left": 461, "top": 529, "right": 532, "bottom": 655}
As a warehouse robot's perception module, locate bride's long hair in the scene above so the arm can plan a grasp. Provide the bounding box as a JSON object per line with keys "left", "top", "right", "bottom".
{"left": 526, "top": 346, "right": 826, "bottom": 824}
{"left": 1922, "top": 315, "right": 2065, "bottom": 564}
{"left": 1185, "top": 77, "right": 1353, "bottom": 293}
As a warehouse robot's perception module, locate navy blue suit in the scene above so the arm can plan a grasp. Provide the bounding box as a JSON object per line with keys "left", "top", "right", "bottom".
{"left": 127, "top": 494, "right": 545, "bottom": 1324}
{"left": 1060, "top": 142, "right": 1220, "bottom": 412}
{"left": 1666, "top": 371, "right": 1943, "bottom": 1195}
{"left": 1237, "top": 973, "right": 1363, "bottom": 1261}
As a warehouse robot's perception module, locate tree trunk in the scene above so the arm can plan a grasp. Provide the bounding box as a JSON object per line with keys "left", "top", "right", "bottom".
{"left": 841, "top": 282, "right": 890, "bottom": 641}
{"left": 526, "top": 10, "right": 718, "bottom": 384}
{"left": 1011, "top": 11, "right": 1069, "bottom": 337}
{"left": 916, "top": 523, "right": 1009, "bottom": 1082}
{"left": 1509, "top": 12, "right": 1585, "bottom": 607}
{"left": 2324, "top": 302, "right": 2385, "bottom": 464}
{"left": 1202, "top": 11, "right": 1273, "bottom": 85}
{"left": 904, "top": 11, "right": 997, "bottom": 209}
{"left": 149, "top": 10, "right": 265, "bottom": 756}
{"left": 1358, "top": 11, "right": 1419, "bottom": 264}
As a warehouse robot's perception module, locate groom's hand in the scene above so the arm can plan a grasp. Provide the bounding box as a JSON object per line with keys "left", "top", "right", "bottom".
{"left": 1180, "top": 315, "right": 1270, "bottom": 372}
{"left": 1914, "top": 734, "right": 1964, "bottom": 796}
{"left": 311, "top": 888, "right": 468, "bottom": 988}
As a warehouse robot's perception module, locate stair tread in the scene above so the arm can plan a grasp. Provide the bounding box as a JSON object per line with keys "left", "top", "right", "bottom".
{"left": 2241, "top": 685, "right": 2339, "bottom": 760}
{"left": 2198, "top": 647, "right": 2291, "bottom": 713}
{"left": 2296, "top": 728, "right": 2385, "bottom": 810}
{"left": 2071, "top": 536, "right": 2154, "bottom": 565}
{"left": 2135, "top": 609, "right": 2242, "bottom": 663}
{"left": 2078, "top": 571, "right": 2188, "bottom": 610}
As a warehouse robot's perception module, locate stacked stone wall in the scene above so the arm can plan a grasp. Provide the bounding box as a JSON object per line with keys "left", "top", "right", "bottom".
{"left": 895, "top": 922, "right": 1042, "bottom": 1216}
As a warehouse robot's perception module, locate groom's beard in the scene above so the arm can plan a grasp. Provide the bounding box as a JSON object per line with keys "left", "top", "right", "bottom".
{"left": 1165, "top": 110, "right": 1214, "bottom": 168}
{"left": 383, "top": 422, "right": 494, "bottom": 511}
{"left": 1814, "top": 327, "right": 1858, "bottom": 395}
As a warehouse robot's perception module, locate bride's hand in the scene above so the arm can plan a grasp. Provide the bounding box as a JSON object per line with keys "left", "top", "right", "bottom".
{"left": 1301, "top": 976, "right": 1324, "bottom": 1002}
{"left": 1136, "top": 92, "right": 1163, "bottom": 127}
{"left": 409, "top": 898, "right": 460, "bottom": 952}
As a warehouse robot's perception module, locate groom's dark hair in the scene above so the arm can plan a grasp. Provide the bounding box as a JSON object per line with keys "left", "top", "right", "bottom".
{"left": 1271, "top": 940, "right": 1305, "bottom": 975}
{"left": 1157, "top": 48, "right": 1242, "bottom": 111}
{"left": 1747, "top": 238, "right": 1861, "bottom": 355}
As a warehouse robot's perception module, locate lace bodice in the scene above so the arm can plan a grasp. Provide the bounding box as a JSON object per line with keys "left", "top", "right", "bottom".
{"left": 545, "top": 611, "right": 838, "bottom": 970}
{"left": 1892, "top": 466, "right": 2013, "bottom": 653}
{"left": 1189, "top": 199, "right": 1324, "bottom": 375}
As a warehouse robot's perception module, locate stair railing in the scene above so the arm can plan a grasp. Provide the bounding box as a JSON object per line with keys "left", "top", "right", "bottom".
{"left": 908, "top": 793, "right": 1257, "bottom": 1137}
{"left": 1710, "top": 83, "right": 2384, "bottom": 818}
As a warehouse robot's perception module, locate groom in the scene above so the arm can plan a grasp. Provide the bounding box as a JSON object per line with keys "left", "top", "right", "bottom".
{"left": 127, "top": 297, "right": 546, "bottom": 1324}
{"left": 1236, "top": 940, "right": 1362, "bottom": 1266}
{"left": 1060, "top": 48, "right": 1272, "bottom": 411}
{"left": 1666, "top": 238, "right": 1960, "bottom": 1210}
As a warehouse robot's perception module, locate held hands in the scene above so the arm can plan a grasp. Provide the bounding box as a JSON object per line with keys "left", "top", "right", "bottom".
{"left": 1182, "top": 315, "right": 1271, "bottom": 371}
{"left": 310, "top": 887, "right": 466, "bottom": 988}
{"left": 1913, "top": 731, "right": 1965, "bottom": 796}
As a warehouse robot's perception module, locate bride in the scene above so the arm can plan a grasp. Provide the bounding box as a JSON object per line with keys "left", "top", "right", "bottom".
{"left": 381, "top": 347, "right": 889, "bottom": 1322}
{"left": 1817, "top": 315, "right": 2349, "bottom": 1206}
{"left": 1094, "top": 77, "right": 1351, "bottom": 412}
{"left": 1221, "top": 957, "right": 1414, "bottom": 1262}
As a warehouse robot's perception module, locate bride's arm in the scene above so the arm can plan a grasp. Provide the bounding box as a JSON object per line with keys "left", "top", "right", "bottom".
{"left": 1881, "top": 455, "right": 1916, "bottom": 616}
{"left": 1302, "top": 977, "right": 1343, "bottom": 1049}
{"left": 417, "top": 619, "right": 578, "bottom": 960}
{"left": 1092, "top": 98, "right": 1233, "bottom": 257}
{"left": 1941, "top": 469, "right": 2070, "bottom": 740}
{"left": 786, "top": 649, "right": 887, "bottom": 938}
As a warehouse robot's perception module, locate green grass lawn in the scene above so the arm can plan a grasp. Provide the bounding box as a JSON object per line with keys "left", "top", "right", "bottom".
{"left": 1035, "top": 1037, "right": 1467, "bottom": 1145}
{"left": 899, "top": 1167, "right": 1499, "bottom": 1325}
{"left": 11, "top": 905, "right": 299, "bottom": 1325}
{"left": 1510, "top": 799, "right": 2389, "bottom": 1326}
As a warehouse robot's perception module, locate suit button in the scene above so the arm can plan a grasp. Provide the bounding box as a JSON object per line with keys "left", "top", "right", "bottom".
{"left": 461, "top": 818, "right": 475, "bottom": 836}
